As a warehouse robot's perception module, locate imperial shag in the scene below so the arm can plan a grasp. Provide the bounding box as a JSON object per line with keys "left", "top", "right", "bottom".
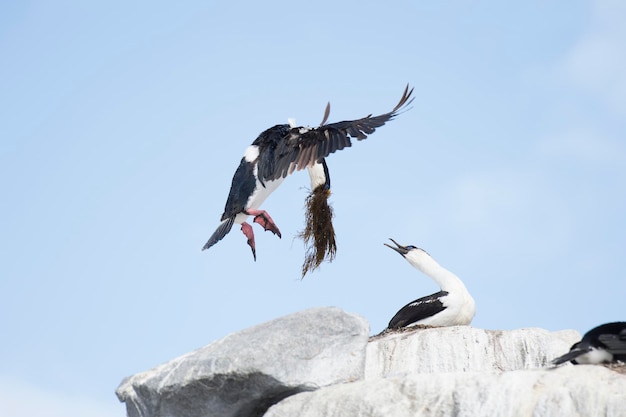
{"left": 384, "top": 239, "right": 475, "bottom": 329}
{"left": 551, "top": 322, "right": 626, "bottom": 365}
{"left": 202, "top": 86, "right": 414, "bottom": 260}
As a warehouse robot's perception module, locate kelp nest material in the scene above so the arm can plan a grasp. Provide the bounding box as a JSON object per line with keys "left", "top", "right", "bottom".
{"left": 298, "top": 185, "right": 337, "bottom": 278}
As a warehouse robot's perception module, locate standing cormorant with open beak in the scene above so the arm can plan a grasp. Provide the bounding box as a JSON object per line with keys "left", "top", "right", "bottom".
{"left": 384, "top": 239, "right": 476, "bottom": 329}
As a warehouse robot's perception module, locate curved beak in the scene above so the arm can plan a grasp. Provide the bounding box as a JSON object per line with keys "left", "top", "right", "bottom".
{"left": 384, "top": 238, "right": 408, "bottom": 256}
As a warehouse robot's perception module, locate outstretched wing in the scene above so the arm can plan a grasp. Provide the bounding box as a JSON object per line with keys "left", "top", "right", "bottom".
{"left": 388, "top": 290, "right": 448, "bottom": 329}
{"left": 257, "top": 84, "right": 414, "bottom": 183}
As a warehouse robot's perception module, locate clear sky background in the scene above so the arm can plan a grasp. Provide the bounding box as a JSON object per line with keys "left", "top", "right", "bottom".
{"left": 1, "top": 1, "right": 625, "bottom": 416}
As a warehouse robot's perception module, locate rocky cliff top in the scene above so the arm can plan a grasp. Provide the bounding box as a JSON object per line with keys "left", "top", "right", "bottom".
{"left": 116, "top": 307, "right": 626, "bottom": 417}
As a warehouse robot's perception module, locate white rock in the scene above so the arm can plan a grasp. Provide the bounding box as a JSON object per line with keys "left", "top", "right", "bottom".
{"left": 365, "top": 326, "right": 580, "bottom": 378}
{"left": 115, "top": 306, "right": 623, "bottom": 417}
{"left": 116, "top": 307, "right": 369, "bottom": 417}
{"left": 265, "top": 366, "right": 626, "bottom": 417}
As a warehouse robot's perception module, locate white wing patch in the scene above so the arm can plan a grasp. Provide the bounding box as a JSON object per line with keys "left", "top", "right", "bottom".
{"left": 244, "top": 145, "right": 260, "bottom": 163}
{"left": 410, "top": 298, "right": 440, "bottom": 308}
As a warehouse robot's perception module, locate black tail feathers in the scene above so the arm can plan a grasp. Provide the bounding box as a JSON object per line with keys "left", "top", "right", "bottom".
{"left": 202, "top": 217, "right": 235, "bottom": 251}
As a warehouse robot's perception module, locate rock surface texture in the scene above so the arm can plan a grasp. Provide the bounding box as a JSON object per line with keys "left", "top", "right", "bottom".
{"left": 116, "top": 307, "right": 370, "bottom": 417}
{"left": 116, "top": 307, "right": 626, "bottom": 417}
{"left": 365, "top": 326, "right": 580, "bottom": 377}
{"left": 265, "top": 366, "right": 626, "bottom": 417}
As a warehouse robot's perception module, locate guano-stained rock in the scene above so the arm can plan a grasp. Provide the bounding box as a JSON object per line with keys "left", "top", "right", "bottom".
{"left": 264, "top": 366, "right": 626, "bottom": 417}
{"left": 116, "top": 307, "right": 625, "bottom": 417}
{"left": 365, "top": 326, "right": 580, "bottom": 378}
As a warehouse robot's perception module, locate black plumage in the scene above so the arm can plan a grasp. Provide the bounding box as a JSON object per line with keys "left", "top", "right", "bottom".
{"left": 254, "top": 84, "right": 413, "bottom": 183}
{"left": 552, "top": 321, "right": 626, "bottom": 365}
{"left": 388, "top": 291, "right": 448, "bottom": 329}
{"left": 202, "top": 85, "right": 414, "bottom": 260}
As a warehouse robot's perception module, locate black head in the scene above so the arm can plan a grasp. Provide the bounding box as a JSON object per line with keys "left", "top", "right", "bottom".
{"left": 384, "top": 238, "right": 418, "bottom": 257}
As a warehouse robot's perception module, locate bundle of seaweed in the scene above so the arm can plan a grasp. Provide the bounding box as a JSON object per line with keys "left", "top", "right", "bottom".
{"left": 298, "top": 104, "right": 336, "bottom": 278}
{"left": 298, "top": 184, "right": 337, "bottom": 278}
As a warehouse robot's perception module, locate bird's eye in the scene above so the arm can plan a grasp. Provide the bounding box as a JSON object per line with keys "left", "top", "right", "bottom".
{"left": 406, "top": 245, "right": 417, "bottom": 250}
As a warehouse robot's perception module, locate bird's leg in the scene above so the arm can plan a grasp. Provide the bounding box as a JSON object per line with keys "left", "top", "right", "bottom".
{"left": 246, "top": 209, "right": 282, "bottom": 238}
{"left": 240, "top": 222, "right": 257, "bottom": 261}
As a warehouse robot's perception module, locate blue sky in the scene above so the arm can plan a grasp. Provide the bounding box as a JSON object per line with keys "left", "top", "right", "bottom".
{"left": 1, "top": 1, "right": 625, "bottom": 416}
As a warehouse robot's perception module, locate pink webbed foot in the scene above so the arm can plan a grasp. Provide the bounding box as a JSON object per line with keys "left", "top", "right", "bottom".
{"left": 247, "top": 209, "right": 282, "bottom": 238}
{"left": 241, "top": 222, "right": 257, "bottom": 261}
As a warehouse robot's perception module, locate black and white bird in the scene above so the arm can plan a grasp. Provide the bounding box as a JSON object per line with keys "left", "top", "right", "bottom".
{"left": 551, "top": 322, "right": 626, "bottom": 365}
{"left": 384, "top": 239, "right": 475, "bottom": 329}
{"left": 202, "top": 85, "right": 414, "bottom": 260}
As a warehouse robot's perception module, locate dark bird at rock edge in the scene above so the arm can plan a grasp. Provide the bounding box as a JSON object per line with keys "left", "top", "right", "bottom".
{"left": 551, "top": 322, "right": 626, "bottom": 365}
{"left": 384, "top": 239, "right": 475, "bottom": 330}
{"left": 202, "top": 85, "right": 414, "bottom": 261}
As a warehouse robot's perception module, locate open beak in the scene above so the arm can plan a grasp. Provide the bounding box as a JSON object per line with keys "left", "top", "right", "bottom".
{"left": 384, "top": 238, "right": 409, "bottom": 256}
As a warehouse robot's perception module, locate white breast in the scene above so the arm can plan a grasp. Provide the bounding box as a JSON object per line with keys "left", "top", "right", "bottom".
{"left": 234, "top": 175, "right": 285, "bottom": 225}
{"left": 420, "top": 291, "right": 475, "bottom": 327}
{"left": 575, "top": 347, "right": 613, "bottom": 364}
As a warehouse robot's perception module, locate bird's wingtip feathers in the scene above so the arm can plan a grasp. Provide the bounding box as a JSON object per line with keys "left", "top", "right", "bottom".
{"left": 390, "top": 83, "right": 415, "bottom": 114}
{"left": 320, "top": 102, "right": 331, "bottom": 126}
